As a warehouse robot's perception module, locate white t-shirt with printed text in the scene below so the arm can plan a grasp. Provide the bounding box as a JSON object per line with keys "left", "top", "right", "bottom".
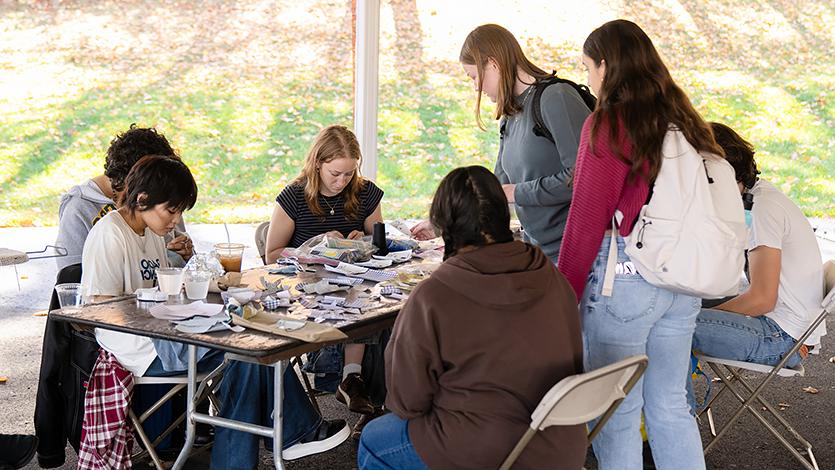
{"left": 81, "top": 210, "right": 168, "bottom": 376}
{"left": 749, "top": 179, "right": 826, "bottom": 346}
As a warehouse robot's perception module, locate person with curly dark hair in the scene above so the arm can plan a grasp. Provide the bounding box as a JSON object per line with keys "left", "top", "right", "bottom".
{"left": 55, "top": 124, "right": 193, "bottom": 269}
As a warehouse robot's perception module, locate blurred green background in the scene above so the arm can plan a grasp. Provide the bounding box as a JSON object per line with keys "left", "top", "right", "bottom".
{"left": 0, "top": 0, "right": 832, "bottom": 226}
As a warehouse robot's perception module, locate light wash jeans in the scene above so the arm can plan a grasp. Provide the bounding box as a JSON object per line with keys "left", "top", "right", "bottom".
{"left": 357, "top": 413, "right": 428, "bottom": 470}
{"left": 693, "top": 308, "right": 802, "bottom": 368}
{"left": 582, "top": 236, "right": 705, "bottom": 470}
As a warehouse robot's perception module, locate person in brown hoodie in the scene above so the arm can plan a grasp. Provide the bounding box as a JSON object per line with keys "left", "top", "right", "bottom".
{"left": 357, "top": 165, "right": 587, "bottom": 470}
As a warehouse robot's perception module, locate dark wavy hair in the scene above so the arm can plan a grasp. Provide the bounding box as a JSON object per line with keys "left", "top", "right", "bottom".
{"left": 583, "top": 20, "right": 723, "bottom": 183}
{"left": 710, "top": 123, "right": 760, "bottom": 189}
{"left": 105, "top": 124, "right": 177, "bottom": 193}
{"left": 429, "top": 166, "right": 513, "bottom": 260}
{"left": 122, "top": 155, "right": 197, "bottom": 213}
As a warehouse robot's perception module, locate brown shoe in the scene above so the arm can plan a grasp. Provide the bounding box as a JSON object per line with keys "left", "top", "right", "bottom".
{"left": 336, "top": 373, "right": 375, "bottom": 414}
{"left": 351, "top": 407, "right": 387, "bottom": 441}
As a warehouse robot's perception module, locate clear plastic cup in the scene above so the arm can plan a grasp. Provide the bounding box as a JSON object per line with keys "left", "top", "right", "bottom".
{"left": 214, "top": 243, "right": 245, "bottom": 273}
{"left": 184, "top": 274, "right": 211, "bottom": 300}
{"left": 55, "top": 283, "right": 83, "bottom": 308}
{"left": 156, "top": 267, "right": 184, "bottom": 296}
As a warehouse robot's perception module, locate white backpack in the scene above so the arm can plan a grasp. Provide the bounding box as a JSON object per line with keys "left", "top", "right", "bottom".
{"left": 613, "top": 128, "right": 747, "bottom": 299}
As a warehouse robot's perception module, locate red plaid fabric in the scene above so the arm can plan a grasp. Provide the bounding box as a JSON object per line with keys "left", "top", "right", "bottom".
{"left": 77, "top": 349, "right": 135, "bottom": 470}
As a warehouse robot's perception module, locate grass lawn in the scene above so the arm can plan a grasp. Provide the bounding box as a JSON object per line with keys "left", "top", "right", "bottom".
{"left": 0, "top": 0, "right": 832, "bottom": 226}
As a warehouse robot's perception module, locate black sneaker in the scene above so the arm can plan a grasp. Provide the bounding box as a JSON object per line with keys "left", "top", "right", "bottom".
{"left": 336, "top": 373, "right": 374, "bottom": 415}
{"left": 0, "top": 434, "right": 38, "bottom": 469}
{"left": 282, "top": 419, "right": 350, "bottom": 461}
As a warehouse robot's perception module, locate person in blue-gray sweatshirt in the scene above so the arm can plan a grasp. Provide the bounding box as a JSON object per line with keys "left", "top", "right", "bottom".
{"left": 412, "top": 24, "right": 591, "bottom": 263}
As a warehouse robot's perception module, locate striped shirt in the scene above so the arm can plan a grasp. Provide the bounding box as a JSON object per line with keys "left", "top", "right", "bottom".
{"left": 276, "top": 180, "right": 384, "bottom": 248}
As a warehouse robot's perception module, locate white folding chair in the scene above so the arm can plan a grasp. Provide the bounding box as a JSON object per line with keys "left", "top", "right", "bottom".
{"left": 696, "top": 260, "right": 835, "bottom": 470}
{"left": 255, "top": 221, "right": 270, "bottom": 265}
{"left": 499, "top": 355, "right": 648, "bottom": 470}
{"left": 129, "top": 361, "right": 226, "bottom": 469}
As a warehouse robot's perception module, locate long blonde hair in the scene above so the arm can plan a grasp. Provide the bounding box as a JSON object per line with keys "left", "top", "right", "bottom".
{"left": 459, "top": 24, "right": 551, "bottom": 129}
{"left": 293, "top": 125, "right": 365, "bottom": 220}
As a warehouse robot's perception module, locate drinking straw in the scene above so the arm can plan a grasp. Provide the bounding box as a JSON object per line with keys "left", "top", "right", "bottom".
{"left": 224, "top": 223, "right": 231, "bottom": 244}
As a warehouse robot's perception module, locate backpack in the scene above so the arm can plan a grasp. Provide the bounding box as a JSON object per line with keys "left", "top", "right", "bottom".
{"left": 531, "top": 74, "right": 596, "bottom": 144}
{"left": 621, "top": 128, "right": 747, "bottom": 299}
{"left": 499, "top": 73, "right": 596, "bottom": 143}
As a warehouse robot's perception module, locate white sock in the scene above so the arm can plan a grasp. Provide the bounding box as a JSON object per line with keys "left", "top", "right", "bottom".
{"left": 343, "top": 363, "right": 362, "bottom": 380}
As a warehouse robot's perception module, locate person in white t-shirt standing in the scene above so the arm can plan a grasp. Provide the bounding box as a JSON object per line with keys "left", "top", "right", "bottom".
{"left": 692, "top": 123, "right": 826, "bottom": 367}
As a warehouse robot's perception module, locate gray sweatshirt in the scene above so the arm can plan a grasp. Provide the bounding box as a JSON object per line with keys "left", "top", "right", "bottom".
{"left": 495, "top": 82, "right": 591, "bottom": 261}
{"left": 55, "top": 179, "right": 187, "bottom": 270}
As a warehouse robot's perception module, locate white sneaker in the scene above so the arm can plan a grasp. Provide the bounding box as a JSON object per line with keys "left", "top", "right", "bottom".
{"left": 282, "top": 419, "right": 350, "bottom": 460}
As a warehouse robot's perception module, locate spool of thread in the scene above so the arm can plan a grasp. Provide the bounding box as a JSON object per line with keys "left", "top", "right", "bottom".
{"left": 373, "top": 222, "right": 388, "bottom": 255}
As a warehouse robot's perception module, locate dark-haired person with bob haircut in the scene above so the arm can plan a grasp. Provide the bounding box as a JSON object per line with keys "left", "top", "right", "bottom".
{"left": 56, "top": 124, "right": 193, "bottom": 270}
{"left": 80, "top": 154, "right": 217, "bottom": 377}
{"left": 691, "top": 123, "right": 825, "bottom": 369}
{"left": 411, "top": 24, "right": 590, "bottom": 264}
{"left": 557, "top": 20, "right": 715, "bottom": 469}
{"left": 358, "top": 166, "right": 586, "bottom": 470}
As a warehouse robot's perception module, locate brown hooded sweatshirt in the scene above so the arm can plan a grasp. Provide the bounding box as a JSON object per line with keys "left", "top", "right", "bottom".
{"left": 385, "top": 241, "right": 587, "bottom": 470}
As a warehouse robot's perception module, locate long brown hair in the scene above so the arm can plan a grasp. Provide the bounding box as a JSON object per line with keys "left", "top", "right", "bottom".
{"left": 583, "top": 20, "right": 723, "bottom": 182}
{"left": 293, "top": 125, "right": 365, "bottom": 220}
{"left": 459, "top": 24, "right": 551, "bottom": 129}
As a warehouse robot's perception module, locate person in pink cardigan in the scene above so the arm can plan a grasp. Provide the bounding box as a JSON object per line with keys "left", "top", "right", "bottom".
{"left": 557, "top": 20, "right": 725, "bottom": 470}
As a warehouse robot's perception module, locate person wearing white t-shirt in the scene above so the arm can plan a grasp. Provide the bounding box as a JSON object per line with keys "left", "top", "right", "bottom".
{"left": 82, "top": 154, "right": 350, "bottom": 465}
{"left": 692, "top": 123, "right": 826, "bottom": 367}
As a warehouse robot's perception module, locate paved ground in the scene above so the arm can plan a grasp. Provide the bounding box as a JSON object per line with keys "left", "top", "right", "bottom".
{"left": 1, "top": 222, "right": 834, "bottom": 469}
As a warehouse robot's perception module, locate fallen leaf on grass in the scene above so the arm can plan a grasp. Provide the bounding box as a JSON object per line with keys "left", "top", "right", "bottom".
{"left": 802, "top": 386, "right": 819, "bottom": 394}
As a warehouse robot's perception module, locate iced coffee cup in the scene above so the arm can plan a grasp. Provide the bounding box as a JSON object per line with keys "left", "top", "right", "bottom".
{"left": 214, "top": 243, "right": 245, "bottom": 273}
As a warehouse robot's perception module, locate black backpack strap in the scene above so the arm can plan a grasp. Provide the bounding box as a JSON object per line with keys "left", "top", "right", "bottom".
{"left": 531, "top": 77, "right": 556, "bottom": 144}
{"left": 531, "top": 73, "right": 598, "bottom": 145}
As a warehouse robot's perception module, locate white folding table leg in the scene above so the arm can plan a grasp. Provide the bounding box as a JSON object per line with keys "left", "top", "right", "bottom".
{"left": 172, "top": 345, "right": 198, "bottom": 470}
{"left": 273, "top": 360, "right": 287, "bottom": 470}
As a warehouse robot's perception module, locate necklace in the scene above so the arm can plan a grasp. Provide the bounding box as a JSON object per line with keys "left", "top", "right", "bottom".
{"left": 322, "top": 196, "right": 337, "bottom": 216}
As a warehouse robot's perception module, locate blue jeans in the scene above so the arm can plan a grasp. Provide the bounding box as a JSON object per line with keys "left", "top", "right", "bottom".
{"left": 357, "top": 413, "right": 428, "bottom": 470}
{"left": 583, "top": 236, "right": 705, "bottom": 470}
{"left": 210, "top": 362, "right": 322, "bottom": 470}
{"left": 692, "top": 309, "right": 802, "bottom": 368}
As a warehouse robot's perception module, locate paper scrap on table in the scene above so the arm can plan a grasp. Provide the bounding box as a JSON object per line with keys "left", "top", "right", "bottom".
{"left": 172, "top": 311, "right": 244, "bottom": 334}
{"left": 356, "top": 258, "right": 393, "bottom": 269}
{"left": 325, "top": 262, "right": 368, "bottom": 276}
{"left": 373, "top": 249, "right": 413, "bottom": 263}
{"left": 298, "top": 280, "right": 349, "bottom": 295}
{"left": 357, "top": 269, "right": 397, "bottom": 282}
{"left": 324, "top": 276, "right": 365, "bottom": 286}
{"left": 150, "top": 301, "right": 225, "bottom": 321}
{"left": 136, "top": 288, "right": 168, "bottom": 302}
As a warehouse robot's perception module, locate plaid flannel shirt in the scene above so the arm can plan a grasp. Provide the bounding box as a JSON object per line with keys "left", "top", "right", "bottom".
{"left": 77, "top": 349, "right": 135, "bottom": 470}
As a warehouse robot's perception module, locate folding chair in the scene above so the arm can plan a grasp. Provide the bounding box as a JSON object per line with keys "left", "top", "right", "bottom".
{"left": 254, "top": 221, "right": 323, "bottom": 413}
{"left": 696, "top": 260, "right": 835, "bottom": 470}
{"left": 499, "top": 355, "right": 648, "bottom": 470}
{"left": 255, "top": 221, "right": 270, "bottom": 265}
{"left": 130, "top": 361, "right": 227, "bottom": 470}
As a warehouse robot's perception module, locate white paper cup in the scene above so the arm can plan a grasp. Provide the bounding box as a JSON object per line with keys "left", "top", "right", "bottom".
{"left": 156, "top": 267, "right": 184, "bottom": 296}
